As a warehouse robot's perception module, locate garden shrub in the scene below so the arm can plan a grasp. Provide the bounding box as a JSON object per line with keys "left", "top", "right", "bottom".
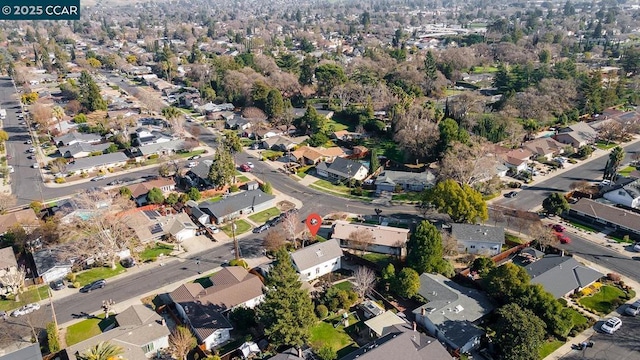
{"left": 55, "top": 177, "right": 65, "bottom": 184}
{"left": 66, "top": 273, "right": 76, "bottom": 282}
{"left": 229, "top": 259, "right": 248, "bottom": 268}
{"left": 316, "top": 304, "right": 329, "bottom": 318}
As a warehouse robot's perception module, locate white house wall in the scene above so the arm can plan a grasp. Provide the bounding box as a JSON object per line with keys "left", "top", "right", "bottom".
{"left": 204, "top": 329, "right": 231, "bottom": 350}
{"left": 457, "top": 240, "right": 502, "bottom": 256}
{"left": 299, "top": 257, "right": 341, "bottom": 281}
{"left": 603, "top": 190, "right": 635, "bottom": 208}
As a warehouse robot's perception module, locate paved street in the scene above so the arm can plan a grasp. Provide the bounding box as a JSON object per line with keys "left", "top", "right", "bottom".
{"left": 495, "top": 140, "right": 640, "bottom": 211}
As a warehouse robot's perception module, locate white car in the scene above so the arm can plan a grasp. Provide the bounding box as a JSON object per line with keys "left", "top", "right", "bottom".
{"left": 188, "top": 161, "right": 198, "bottom": 168}
{"left": 206, "top": 224, "right": 220, "bottom": 233}
{"left": 625, "top": 301, "right": 640, "bottom": 316}
{"left": 601, "top": 317, "right": 622, "bottom": 334}
{"left": 634, "top": 243, "right": 640, "bottom": 252}
{"left": 246, "top": 162, "right": 254, "bottom": 168}
{"left": 32, "top": 163, "right": 39, "bottom": 169}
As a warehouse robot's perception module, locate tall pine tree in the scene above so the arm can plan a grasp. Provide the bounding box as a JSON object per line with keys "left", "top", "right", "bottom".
{"left": 257, "top": 249, "right": 317, "bottom": 349}
{"left": 406, "top": 221, "right": 449, "bottom": 275}
{"left": 424, "top": 51, "right": 438, "bottom": 96}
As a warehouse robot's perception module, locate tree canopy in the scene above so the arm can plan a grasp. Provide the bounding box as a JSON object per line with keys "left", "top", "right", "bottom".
{"left": 493, "top": 303, "right": 546, "bottom": 360}
{"left": 484, "top": 263, "right": 530, "bottom": 304}
{"left": 257, "top": 248, "right": 317, "bottom": 349}
{"left": 406, "top": 220, "right": 450, "bottom": 275}
{"left": 423, "top": 179, "right": 488, "bottom": 223}
{"left": 208, "top": 147, "right": 236, "bottom": 188}
{"left": 542, "top": 192, "right": 570, "bottom": 215}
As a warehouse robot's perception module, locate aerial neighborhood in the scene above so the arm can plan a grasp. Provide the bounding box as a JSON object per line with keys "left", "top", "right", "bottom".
{"left": 1, "top": 0, "right": 640, "bottom": 360}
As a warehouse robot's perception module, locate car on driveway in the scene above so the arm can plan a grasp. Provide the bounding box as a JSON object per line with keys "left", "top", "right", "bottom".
{"left": 505, "top": 191, "right": 518, "bottom": 198}
{"left": 601, "top": 317, "right": 622, "bottom": 334}
{"left": 120, "top": 257, "right": 136, "bottom": 268}
{"left": 50, "top": 279, "right": 65, "bottom": 291}
{"left": 188, "top": 155, "right": 201, "bottom": 160}
{"left": 188, "top": 161, "right": 198, "bottom": 168}
{"left": 206, "top": 224, "right": 220, "bottom": 233}
{"left": 79, "top": 279, "right": 107, "bottom": 293}
{"left": 253, "top": 224, "right": 270, "bottom": 233}
{"left": 625, "top": 301, "right": 640, "bottom": 316}
{"left": 24, "top": 140, "right": 32, "bottom": 144}
{"left": 634, "top": 243, "right": 640, "bottom": 252}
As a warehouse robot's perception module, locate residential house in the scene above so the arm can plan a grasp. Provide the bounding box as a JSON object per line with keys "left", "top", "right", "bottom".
{"left": 520, "top": 253, "right": 603, "bottom": 298}
{"left": 502, "top": 148, "right": 533, "bottom": 172}
{"left": 261, "top": 135, "right": 306, "bottom": 151}
{"left": 0, "top": 208, "right": 39, "bottom": 235}
{"left": 198, "top": 189, "right": 276, "bottom": 224}
{"left": 225, "top": 116, "right": 252, "bottom": 130}
{"left": 522, "top": 137, "right": 565, "bottom": 160}
{"left": 267, "top": 349, "right": 304, "bottom": 360}
{"left": 290, "top": 239, "right": 343, "bottom": 281}
{"left": 67, "top": 152, "right": 129, "bottom": 174}
{"left": 450, "top": 224, "right": 505, "bottom": 256}
{"left": 198, "top": 102, "right": 235, "bottom": 115}
{"left": 164, "top": 212, "right": 198, "bottom": 242}
{"left": 331, "top": 220, "right": 409, "bottom": 257}
{"left": 32, "top": 247, "right": 73, "bottom": 283}
{"left": 554, "top": 122, "right": 598, "bottom": 148}
{"left": 58, "top": 142, "right": 112, "bottom": 158}
{"left": 292, "top": 107, "right": 334, "bottom": 120}
{"left": 374, "top": 170, "right": 436, "bottom": 194}
{"left": 340, "top": 323, "right": 452, "bottom": 360}
{"left": 64, "top": 305, "right": 170, "bottom": 360}
{"left": 189, "top": 206, "right": 210, "bottom": 226}
{"left": 127, "top": 178, "right": 176, "bottom": 206}
{"left": 133, "top": 139, "right": 185, "bottom": 158}
{"left": 0, "top": 247, "right": 20, "bottom": 297}
{"left": 290, "top": 146, "right": 346, "bottom": 165}
{"left": 0, "top": 343, "right": 43, "bottom": 360}
{"left": 413, "top": 273, "right": 494, "bottom": 353}
{"left": 54, "top": 132, "right": 102, "bottom": 147}
{"left": 131, "top": 129, "right": 173, "bottom": 147}
{"left": 186, "top": 160, "right": 213, "bottom": 188}
{"left": 569, "top": 198, "right": 640, "bottom": 237}
{"left": 602, "top": 178, "right": 640, "bottom": 209}
{"left": 332, "top": 130, "right": 365, "bottom": 142}
{"left": 169, "top": 267, "right": 264, "bottom": 349}
{"left": 316, "top": 157, "right": 369, "bottom": 182}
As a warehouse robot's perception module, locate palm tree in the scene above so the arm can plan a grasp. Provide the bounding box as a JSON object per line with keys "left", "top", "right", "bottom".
{"left": 605, "top": 146, "right": 625, "bottom": 181}
{"left": 51, "top": 105, "right": 65, "bottom": 133}
{"left": 161, "top": 106, "right": 183, "bottom": 135}
{"left": 77, "top": 341, "right": 125, "bottom": 360}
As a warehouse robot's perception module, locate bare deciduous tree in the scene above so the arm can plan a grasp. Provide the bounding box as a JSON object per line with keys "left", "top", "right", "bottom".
{"left": 440, "top": 139, "right": 499, "bottom": 185}
{"left": 392, "top": 105, "right": 438, "bottom": 162}
{"left": 353, "top": 266, "right": 376, "bottom": 299}
{"left": 169, "top": 325, "right": 197, "bottom": 360}
{"left": 281, "top": 212, "right": 301, "bottom": 247}
{"left": 527, "top": 222, "right": 558, "bottom": 252}
{"left": 0, "top": 193, "right": 17, "bottom": 213}
{"left": 347, "top": 229, "right": 374, "bottom": 254}
{"left": 263, "top": 228, "right": 286, "bottom": 252}
{"left": 441, "top": 232, "right": 459, "bottom": 256}
{"left": 188, "top": 125, "right": 201, "bottom": 138}
{"left": 0, "top": 266, "right": 26, "bottom": 299}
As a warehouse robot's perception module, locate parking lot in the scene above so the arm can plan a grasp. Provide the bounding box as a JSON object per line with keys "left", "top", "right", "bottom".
{"left": 562, "top": 306, "right": 640, "bottom": 360}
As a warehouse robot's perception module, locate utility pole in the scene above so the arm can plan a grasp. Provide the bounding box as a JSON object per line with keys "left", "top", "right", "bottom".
{"left": 232, "top": 221, "right": 240, "bottom": 260}
{"left": 48, "top": 288, "right": 58, "bottom": 330}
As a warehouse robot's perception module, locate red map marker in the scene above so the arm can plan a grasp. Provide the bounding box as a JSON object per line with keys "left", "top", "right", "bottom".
{"left": 305, "top": 213, "right": 322, "bottom": 236}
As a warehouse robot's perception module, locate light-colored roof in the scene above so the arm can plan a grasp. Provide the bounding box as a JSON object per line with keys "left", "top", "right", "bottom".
{"left": 523, "top": 255, "right": 603, "bottom": 298}
{"left": 331, "top": 220, "right": 409, "bottom": 248}
{"left": 0, "top": 208, "right": 39, "bottom": 234}
{"left": 451, "top": 224, "right": 505, "bottom": 245}
{"left": 522, "top": 137, "right": 565, "bottom": 156}
{"left": 67, "top": 152, "right": 129, "bottom": 172}
{"left": 290, "top": 239, "right": 343, "bottom": 272}
{"left": 166, "top": 213, "right": 198, "bottom": 237}
{"left": 374, "top": 170, "right": 436, "bottom": 187}
{"left": 137, "top": 139, "right": 185, "bottom": 156}
{"left": 0, "top": 247, "right": 18, "bottom": 270}
{"left": 364, "top": 310, "right": 407, "bottom": 337}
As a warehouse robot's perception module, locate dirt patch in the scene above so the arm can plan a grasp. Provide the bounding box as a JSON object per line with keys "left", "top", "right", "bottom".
{"left": 276, "top": 200, "right": 295, "bottom": 211}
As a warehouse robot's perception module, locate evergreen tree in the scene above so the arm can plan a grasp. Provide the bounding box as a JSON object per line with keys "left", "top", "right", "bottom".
{"left": 493, "top": 304, "right": 546, "bottom": 360}
{"left": 78, "top": 71, "right": 107, "bottom": 112}
{"left": 257, "top": 249, "right": 317, "bottom": 349}
{"left": 542, "top": 193, "right": 570, "bottom": 215}
{"left": 424, "top": 51, "right": 438, "bottom": 96}
{"left": 369, "top": 148, "right": 379, "bottom": 174}
{"left": 265, "top": 89, "right": 285, "bottom": 119}
{"left": 423, "top": 179, "right": 488, "bottom": 224}
{"left": 406, "top": 221, "right": 449, "bottom": 275}
{"left": 208, "top": 147, "right": 236, "bottom": 188}
{"left": 299, "top": 56, "right": 316, "bottom": 85}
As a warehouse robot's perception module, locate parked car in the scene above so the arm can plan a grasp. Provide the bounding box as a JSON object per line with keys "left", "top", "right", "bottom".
{"left": 50, "top": 279, "right": 65, "bottom": 291}
{"left": 555, "top": 233, "right": 571, "bottom": 244}
{"left": 634, "top": 243, "right": 640, "bottom": 252}
{"left": 550, "top": 224, "right": 565, "bottom": 232}
{"left": 188, "top": 155, "right": 201, "bottom": 160}
{"left": 120, "top": 257, "right": 136, "bottom": 268}
{"left": 188, "top": 161, "right": 198, "bottom": 168}
{"left": 11, "top": 303, "right": 40, "bottom": 317}
{"left": 599, "top": 179, "right": 613, "bottom": 187}
{"left": 601, "top": 317, "right": 622, "bottom": 334}
{"left": 246, "top": 162, "right": 255, "bottom": 169}
{"left": 32, "top": 163, "right": 39, "bottom": 169}
{"left": 206, "top": 224, "right": 220, "bottom": 233}
{"left": 79, "top": 279, "right": 107, "bottom": 293}
{"left": 253, "top": 224, "right": 270, "bottom": 233}
{"left": 505, "top": 191, "right": 518, "bottom": 198}
{"left": 240, "top": 164, "right": 252, "bottom": 172}
{"left": 91, "top": 175, "right": 106, "bottom": 182}
{"left": 625, "top": 300, "right": 640, "bottom": 316}
{"left": 107, "top": 179, "right": 123, "bottom": 186}
{"left": 24, "top": 140, "right": 32, "bottom": 144}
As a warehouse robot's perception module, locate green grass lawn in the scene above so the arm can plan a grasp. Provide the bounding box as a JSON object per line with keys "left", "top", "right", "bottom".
{"left": 391, "top": 192, "right": 422, "bottom": 202}
{"left": 312, "top": 179, "right": 351, "bottom": 194}
{"left": 176, "top": 149, "right": 206, "bottom": 158}
{"left": 362, "top": 253, "right": 396, "bottom": 268}
{"left": 75, "top": 264, "right": 127, "bottom": 286}
{"left": 193, "top": 271, "right": 218, "bottom": 288}
{"left": 139, "top": 244, "right": 175, "bottom": 262}
{"left": 539, "top": 339, "right": 564, "bottom": 359}
{"left": 65, "top": 314, "right": 117, "bottom": 346}
{"left": 505, "top": 233, "right": 525, "bottom": 244}
{"left": 596, "top": 141, "right": 618, "bottom": 150}
{"left": 310, "top": 316, "right": 358, "bottom": 355}
{"left": 578, "top": 285, "right": 626, "bottom": 314}
{"left": 310, "top": 181, "right": 374, "bottom": 201}
{"left": 331, "top": 281, "right": 353, "bottom": 291}
{"left": 235, "top": 175, "right": 250, "bottom": 183}
{"left": 261, "top": 150, "right": 284, "bottom": 160}
{"left": 618, "top": 166, "right": 636, "bottom": 177}
{"left": 205, "top": 195, "right": 222, "bottom": 203}
{"left": 471, "top": 65, "right": 499, "bottom": 73}
{"left": 567, "top": 308, "right": 588, "bottom": 328}
{"left": 569, "top": 221, "right": 600, "bottom": 233}
{"left": 222, "top": 219, "right": 252, "bottom": 237}
{"left": 0, "top": 285, "right": 50, "bottom": 312}
{"left": 325, "top": 115, "right": 353, "bottom": 132}
{"left": 248, "top": 207, "right": 281, "bottom": 223}
{"left": 362, "top": 139, "right": 404, "bottom": 163}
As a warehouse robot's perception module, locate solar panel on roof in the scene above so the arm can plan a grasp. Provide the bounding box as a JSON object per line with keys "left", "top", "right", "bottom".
{"left": 149, "top": 224, "right": 163, "bottom": 234}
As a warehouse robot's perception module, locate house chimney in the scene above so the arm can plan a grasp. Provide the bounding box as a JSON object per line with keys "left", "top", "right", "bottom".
{"left": 412, "top": 321, "right": 417, "bottom": 332}
{"left": 421, "top": 307, "right": 426, "bottom": 316}
{"left": 298, "top": 348, "right": 303, "bottom": 358}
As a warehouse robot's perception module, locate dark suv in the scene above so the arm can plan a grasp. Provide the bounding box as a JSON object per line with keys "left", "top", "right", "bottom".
{"left": 79, "top": 279, "right": 107, "bottom": 293}
{"left": 50, "top": 279, "right": 65, "bottom": 291}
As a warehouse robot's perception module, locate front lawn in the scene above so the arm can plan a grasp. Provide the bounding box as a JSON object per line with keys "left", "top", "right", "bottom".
{"left": 260, "top": 150, "right": 284, "bottom": 160}
{"left": 471, "top": 65, "right": 499, "bottom": 73}
{"left": 362, "top": 139, "right": 404, "bottom": 163}
{"left": 312, "top": 180, "right": 351, "bottom": 194}
{"left": 331, "top": 281, "right": 353, "bottom": 291}
{"left": 325, "top": 115, "right": 353, "bottom": 132}
{"left": 578, "top": 285, "right": 626, "bottom": 314}
{"left": 221, "top": 219, "right": 252, "bottom": 237}
{"left": 66, "top": 314, "right": 117, "bottom": 346}
{"left": 75, "top": 264, "right": 126, "bottom": 286}
{"left": 235, "top": 175, "right": 251, "bottom": 183}
{"left": 0, "top": 285, "right": 50, "bottom": 312}
{"left": 176, "top": 149, "right": 206, "bottom": 158}
{"left": 618, "top": 166, "right": 636, "bottom": 177}
{"left": 139, "top": 244, "right": 175, "bottom": 262}
{"left": 538, "top": 339, "right": 564, "bottom": 359}
{"left": 595, "top": 141, "right": 617, "bottom": 150}
{"left": 248, "top": 207, "right": 281, "bottom": 223}
{"left": 309, "top": 315, "right": 359, "bottom": 355}
{"left": 391, "top": 192, "right": 422, "bottom": 202}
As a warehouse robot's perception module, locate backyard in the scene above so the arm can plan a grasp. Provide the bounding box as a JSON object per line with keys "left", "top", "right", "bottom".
{"left": 65, "top": 314, "right": 117, "bottom": 346}
{"left": 578, "top": 285, "right": 628, "bottom": 315}
{"left": 248, "top": 207, "right": 281, "bottom": 224}
{"left": 74, "top": 264, "right": 127, "bottom": 286}
{"left": 222, "top": 219, "right": 252, "bottom": 237}
{"left": 309, "top": 313, "right": 360, "bottom": 357}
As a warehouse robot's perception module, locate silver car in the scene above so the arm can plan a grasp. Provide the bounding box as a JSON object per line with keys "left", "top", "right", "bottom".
{"left": 601, "top": 317, "right": 622, "bottom": 334}
{"left": 625, "top": 301, "right": 640, "bottom": 316}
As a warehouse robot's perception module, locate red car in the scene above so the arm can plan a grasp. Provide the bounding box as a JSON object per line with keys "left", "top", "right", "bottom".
{"left": 239, "top": 164, "right": 252, "bottom": 172}
{"left": 548, "top": 224, "right": 565, "bottom": 232}
{"left": 555, "top": 232, "right": 571, "bottom": 244}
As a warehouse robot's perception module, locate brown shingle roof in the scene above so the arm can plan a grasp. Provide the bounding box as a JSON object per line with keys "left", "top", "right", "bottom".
{"left": 0, "top": 208, "right": 39, "bottom": 234}
{"left": 0, "top": 247, "right": 18, "bottom": 270}
{"left": 127, "top": 178, "right": 175, "bottom": 198}
{"left": 571, "top": 198, "right": 640, "bottom": 232}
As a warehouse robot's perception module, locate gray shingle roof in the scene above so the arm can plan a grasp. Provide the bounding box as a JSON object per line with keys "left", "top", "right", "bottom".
{"left": 523, "top": 255, "right": 603, "bottom": 298}
{"left": 290, "top": 239, "right": 343, "bottom": 272}
{"left": 340, "top": 323, "right": 451, "bottom": 360}
{"left": 451, "top": 224, "right": 504, "bottom": 245}
{"left": 67, "top": 152, "right": 129, "bottom": 172}
{"left": 0, "top": 343, "right": 42, "bottom": 360}
{"left": 58, "top": 142, "right": 112, "bottom": 157}
{"left": 327, "top": 157, "right": 367, "bottom": 178}
{"left": 189, "top": 160, "right": 213, "bottom": 180}
{"left": 199, "top": 190, "right": 275, "bottom": 220}
{"left": 54, "top": 131, "right": 102, "bottom": 146}
{"left": 570, "top": 198, "right": 640, "bottom": 232}
{"left": 374, "top": 170, "right": 436, "bottom": 187}
{"left": 33, "top": 247, "right": 73, "bottom": 278}
{"left": 137, "top": 139, "right": 185, "bottom": 156}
